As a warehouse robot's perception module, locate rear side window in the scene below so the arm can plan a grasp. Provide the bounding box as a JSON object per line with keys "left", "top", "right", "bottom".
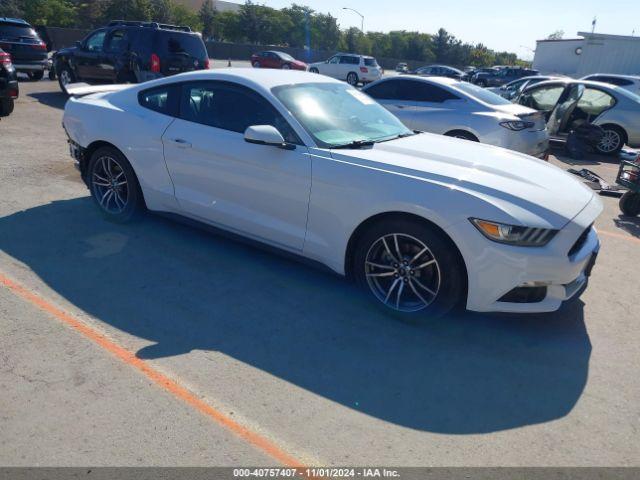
{"left": 105, "top": 29, "right": 127, "bottom": 53}
{"left": 397, "top": 80, "right": 460, "bottom": 102}
{"left": 179, "top": 81, "right": 301, "bottom": 144}
{"left": 139, "top": 85, "right": 179, "bottom": 116}
{"left": 0, "top": 23, "right": 38, "bottom": 40}
{"left": 155, "top": 32, "right": 207, "bottom": 59}
{"left": 365, "top": 81, "right": 400, "bottom": 100}
{"left": 339, "top": 56, "right": 359, "bottom": 65}
{"left": 592, "top": 76, "right": 633, "bottom": 87}
{"left": 364, "top": 58, "right": 378, "bottom": 67}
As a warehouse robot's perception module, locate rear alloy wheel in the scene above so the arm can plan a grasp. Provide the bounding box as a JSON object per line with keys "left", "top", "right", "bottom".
{"left": 619, "top": 191, "right": 640, "bottom": 217}
{"left": 88, "top": 147, "right": 145, "bottom": 223}
{"left": 57, "top": 65, "right": 75, "bottom": 94}
{"left": 596, "top": 126, "right": 624, "bottom": 155}
{"left": 282, "top": 63, "right": 291, "bottom": 70}
{"left": 347, "top": 72, "right": 359, "bottom": 86}
{"left": 309, "top": 67, "right": 319, "bottom": 73}
{"left": 354, "top": 219, "right": 465, "bottom": 320}
{"left": 253, "top": 61, "right": 261, "bottom": 68}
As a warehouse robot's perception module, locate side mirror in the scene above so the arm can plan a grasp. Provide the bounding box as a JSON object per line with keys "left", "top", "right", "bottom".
{"left": 244, "top": 125, "right": 293, "bottom": 149}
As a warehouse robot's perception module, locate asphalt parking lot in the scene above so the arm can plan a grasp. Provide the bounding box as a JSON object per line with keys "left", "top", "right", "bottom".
{"left": 0, "top": 77, "right": 639, "bottom": 467}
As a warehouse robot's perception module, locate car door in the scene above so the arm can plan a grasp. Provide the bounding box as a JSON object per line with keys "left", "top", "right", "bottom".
{"left": 102, "top": 28, "right": 128, "bottom": 82}
{"left": 364, "top": 79, "right": 415, "bottom": 123}
{"left": 74, "top": 29, "right": 107, "bottom": 80}
{"left": 517, "top": 83, "right": 566, "bottom": 121}
{"left": 161, "top": 80, "right": 312, "bottom": 251}
{"left": 338, "top": 55, "right": 358, "bottom": 80}
{"left": 398, "top": 79, "right": 464, "bottom": 132}
{"left": 323, "top": 55, "right": 340, "bottom": 77}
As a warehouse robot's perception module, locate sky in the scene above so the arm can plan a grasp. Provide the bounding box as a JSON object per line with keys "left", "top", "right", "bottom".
{"left": 259, "top": 0, "right": 640, "bottom": 60}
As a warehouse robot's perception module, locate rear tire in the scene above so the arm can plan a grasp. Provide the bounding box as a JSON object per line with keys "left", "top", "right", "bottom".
{"left": 0, "top": 98, "right": 14, "bottom": 117}
{"left": 57, "top": 64, "right": 76, "bottom": 94}
{"left": 353, "top": 218, "right": 466, "bottom": 322}
{"left": 596, "top": 125, "right": 625, "bottom": 155}
{"left": 619, "top": 191, "right": 640, "bottom": 217}
{"left": 347, "top": 72, "right": 358, "bottom": 86}
{"left": 88, "top": 146, "right": 145, "bottom": 223}
{"left": 282, "top": 63, "right": 291, "bottom": 70}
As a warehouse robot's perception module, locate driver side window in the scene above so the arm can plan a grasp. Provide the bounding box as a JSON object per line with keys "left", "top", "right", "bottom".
{"left": 329, "top": 56, "right": 340, "bottom": 64}
{"left": 85, "top": 30, "right": 106, "bottom": 52}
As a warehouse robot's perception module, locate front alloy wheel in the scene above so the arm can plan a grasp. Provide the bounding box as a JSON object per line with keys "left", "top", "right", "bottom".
{"left": 365, "top": 233, "right": 441, "bottom": 312}
{"left": 354, "top": 219, "right": 466, "bottom": 319}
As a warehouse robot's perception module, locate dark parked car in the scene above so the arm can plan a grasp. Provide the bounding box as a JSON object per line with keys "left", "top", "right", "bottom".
{"left": 250, "top": 50, "right": 307, "bottom": 70}
{"left": 410, "top": 64, "right": 463, "bottom": 80}
{"left": 0, "top": 17, "right": 48, "bottom": 80}
{"left": 0, "top": 48, "right": 18, "bottom": 116}
{"left": 474, "top": 67, "right": 538, "bottom": 87}
{"left": 53, "top": 20, "right": 210, "bottom": 94}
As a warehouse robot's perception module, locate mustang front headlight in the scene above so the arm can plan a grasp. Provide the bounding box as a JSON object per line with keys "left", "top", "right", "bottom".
{"left": 470, "top": 218, "right": 558, "bottom": 247}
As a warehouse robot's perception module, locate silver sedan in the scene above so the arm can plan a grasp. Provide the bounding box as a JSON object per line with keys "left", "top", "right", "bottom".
{"left": 362, "top": 76, "right": 549, "bottom": 158}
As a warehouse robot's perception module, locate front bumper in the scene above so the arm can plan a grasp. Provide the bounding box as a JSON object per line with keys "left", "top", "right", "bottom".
{"left": 452, "top": 196, "right": 602, "bottom": 313}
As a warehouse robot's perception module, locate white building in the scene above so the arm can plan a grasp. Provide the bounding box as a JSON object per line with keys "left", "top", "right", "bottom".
{"left": 533, "top": 32, "right": 640, "bottom": 77}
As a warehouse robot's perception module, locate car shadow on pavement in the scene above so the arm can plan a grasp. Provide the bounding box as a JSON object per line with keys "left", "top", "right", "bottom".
{"left": 0, "top": 198, "right": 591, "bottom": 434}
{"left": 614, "top": 214, "right": 640, "bottom": 238}
{"left": 27, "top": 91, "right": 68, "bottom": 110}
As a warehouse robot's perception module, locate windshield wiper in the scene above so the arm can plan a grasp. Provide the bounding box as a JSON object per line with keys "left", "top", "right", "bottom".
{"left": 331, "top": 139, "right": 375, "bottom": 149}
{"left": 375, "top": 131, "right": 419, "bottom": 144}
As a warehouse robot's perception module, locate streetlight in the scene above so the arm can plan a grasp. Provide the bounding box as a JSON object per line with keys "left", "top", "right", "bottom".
{"left": 342, "top": 7, "right": 364, "bottom": 33}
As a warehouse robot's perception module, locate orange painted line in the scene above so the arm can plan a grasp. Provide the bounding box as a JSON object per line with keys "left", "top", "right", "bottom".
{"left": 0, "top": 272, "right": 306, "bottom": 469}
{"left": 599, "top": 229, "right": 640, "bottom": 245}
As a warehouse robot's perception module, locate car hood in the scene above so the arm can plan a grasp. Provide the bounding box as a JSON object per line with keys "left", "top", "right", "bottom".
{"left": 329, "top": 133, "right": 595, "bottom": 229}
{"left": 489, "top": 102, "right": 538, "bottom": 117}
{"left": 292, "top": 59, "right": 307, "bottom": 67}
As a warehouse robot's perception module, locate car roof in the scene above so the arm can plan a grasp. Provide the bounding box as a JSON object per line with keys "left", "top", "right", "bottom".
{"left": 523, "top": 78, "right": 625, "bottom": 92}
{"left": 146, "top": 68, "right": 342, "bottom": 91}
{"left": 0, "top": 17, "right": 31, "bottom": 26}
{"left": 582, "top": 73, "right": 640, "bottom": 80}
{"left": 372, "top": 75, "right": 459, "bottom": 86}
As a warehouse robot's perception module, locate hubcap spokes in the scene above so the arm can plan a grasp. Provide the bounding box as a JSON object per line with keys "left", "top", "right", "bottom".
{"left": 599, "top": 131, "right": 620, "bottom": 152}
{"left": 92, "top": 156, "right": 128, "bottom": 214}
{"left": 60, "top": 70, "right": 71, "bottom": 86}
{"left": 365, "top": 233, "right": 441, "bottom": 312}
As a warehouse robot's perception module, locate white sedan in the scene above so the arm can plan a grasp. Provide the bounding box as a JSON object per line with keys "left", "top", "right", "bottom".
{"left": 62, "top": 69, "right": 601, "bottom": 318}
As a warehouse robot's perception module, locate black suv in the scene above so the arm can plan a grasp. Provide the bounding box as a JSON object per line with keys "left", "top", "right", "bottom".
{"left": 473, "top": 67, "right": 539, "bottom": 87}
{"left": 53, "top": 20, "right": 210, "bottom": 94}
{"left": 0, "top": 17, "right": 48, "bottom": 80}
{"left": 0, "top": 47, "right": 19, "bottom": 116}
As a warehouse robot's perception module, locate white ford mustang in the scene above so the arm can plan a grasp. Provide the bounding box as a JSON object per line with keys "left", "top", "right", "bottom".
{"left": 62, "top": 69, "right": 602, "bottom": 318}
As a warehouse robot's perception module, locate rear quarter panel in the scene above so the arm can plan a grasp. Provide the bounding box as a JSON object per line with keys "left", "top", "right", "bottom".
{"left": 63, "top": 91, "right": 179, "bottom": 211}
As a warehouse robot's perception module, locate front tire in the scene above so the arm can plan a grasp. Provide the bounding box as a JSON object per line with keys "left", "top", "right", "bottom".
{"left": 282, "top": 63, "right": 291, "bottom": 70}
{"left": 596, "top": 125, "right": 625, "bottom": 155}
{"left": 353, "top": 219, "right": 466, "bottom": 320}
{"left": 309, "top": 67, "right": 319, "bottom": 73}
{"left": 88, "top": 146, "right": 145, "bottom": 223}
{"left": 252, "top": 61, "right": 261, "bottom": 68}
{"left": 619, "top": 191, "right": 640, "bottom": 217}
{"left": 57, "top": 64, "right": 76, "bottom": 94}
{"left": 347, "top": 72, "right": 358, "bottom": 86}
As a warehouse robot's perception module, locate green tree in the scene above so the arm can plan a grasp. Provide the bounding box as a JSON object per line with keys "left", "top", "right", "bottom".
{"left": 102, "top": 0, "right": 151, "bottom": 22}
{"left": 150, "top": 0, "right": 173, "bottom": 23}
{"left": 311, "top": 12, "right": 339, "bottom": 50}
{"left": 546, "top": 30, "right": 564, "bottom": 40}
{"left": 0, "top": 0, "right": 23, "bottom": 17}
{"left": 198, "top": 0, "right": 215, "bottom": 39}
{"left": 171, "top": 2, "right": 201, "bottom": 31}
{"left": 18, "top": 0, "right": 77, "bottom": 27}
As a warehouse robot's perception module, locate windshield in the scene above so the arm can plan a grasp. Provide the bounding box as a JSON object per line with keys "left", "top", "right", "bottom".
{"left": 452, "top": 82, "right": 513, "bottom": 105}
{"left": 272, "top": 82, "right": 412, "bottom": 148}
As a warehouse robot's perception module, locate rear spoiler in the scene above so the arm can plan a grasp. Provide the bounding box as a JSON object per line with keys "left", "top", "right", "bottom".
{"left": 66, "top": 83, "right": 131, "bottom": 97}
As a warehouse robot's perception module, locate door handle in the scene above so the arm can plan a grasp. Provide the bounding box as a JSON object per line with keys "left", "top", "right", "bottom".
{"left": 171, "top": 138, "right": 192, "bottom": 148}
{"left": 395, "top": 105, "right": 406, "bottom": 109}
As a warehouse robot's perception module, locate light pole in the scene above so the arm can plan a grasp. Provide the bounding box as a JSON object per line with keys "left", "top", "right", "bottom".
{"left": 342, "top": 7, "right": 364, "bottom": 33}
